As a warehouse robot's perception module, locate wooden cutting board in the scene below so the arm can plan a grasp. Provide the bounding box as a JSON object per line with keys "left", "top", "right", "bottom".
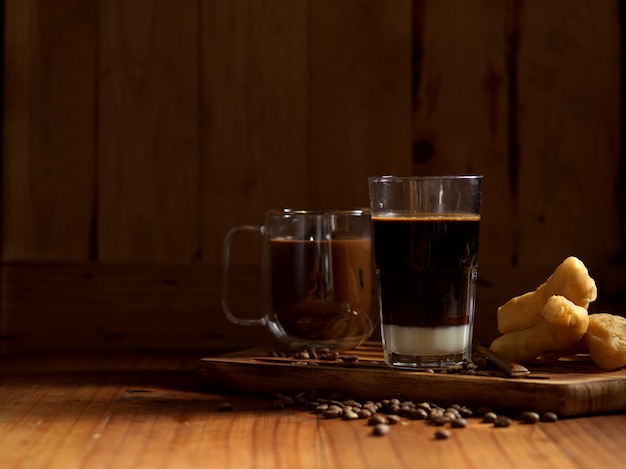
{"left": 196, "top": 342, "right": 626, "bottom": 417}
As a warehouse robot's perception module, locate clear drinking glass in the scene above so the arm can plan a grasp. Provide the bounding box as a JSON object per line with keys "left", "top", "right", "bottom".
{"left": 368, "top": 176, "right": 483, "bottom": 368}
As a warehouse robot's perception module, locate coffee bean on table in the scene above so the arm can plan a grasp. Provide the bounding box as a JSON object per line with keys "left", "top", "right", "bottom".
{"left": 450, "top": 418, "right": 468, "bottom": 428}
{"left": 368, "top": 415, "right": 387, "bottom": 426}
{"left": 493, "top": 415, "right": 512, "bottom": 428}
{"left": 541, "top": 412, "right": 559, "bottom": 422}
{"left": 372, "top": 423, "right": 390, "bottom": 436}
{"left": 434, "top": 429, "right": 451, "bottom": 440}
{"left": 519, "top": 411, "right": 540, "bottom": 424}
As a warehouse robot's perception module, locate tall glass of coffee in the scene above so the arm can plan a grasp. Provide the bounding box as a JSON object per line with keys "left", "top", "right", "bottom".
{"left": 368, "top": 176, "right": 483, "bottom": 368}
{"left": 222, "top": 208, "right": 378, "bottom": 350}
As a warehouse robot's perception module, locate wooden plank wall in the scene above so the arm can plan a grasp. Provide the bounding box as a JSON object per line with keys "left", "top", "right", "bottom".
{"left": 1, "top": 0, "right": 623, "bottom": 353}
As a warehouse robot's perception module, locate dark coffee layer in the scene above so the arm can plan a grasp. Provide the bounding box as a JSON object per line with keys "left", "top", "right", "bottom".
{"left": 372, "top": 214, "right": 479, "bottom": 328}
{"left": 270, "top": 237, "right": 374, "bottom": 340}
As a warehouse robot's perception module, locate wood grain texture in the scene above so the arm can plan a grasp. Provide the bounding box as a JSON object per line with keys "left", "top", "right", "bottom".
{"left": 2, "top": 0, "right": 97, "bottom": 261}
{"left": 202, "top": 0, "right": 310, "bottom": 264}
{"left": 0, "top": 263, "right": 275, "bottom": 353}
{"left": 310, "top": 0, "right": 413, "bottom": 209}
{"left": 515, "top": 0, "right": 622, "bottom": 264}
{"left": 98, "top": 0, "right": 201, "bottom": 263}
{"left": 2, "top": 353, "right": 626, "bottom": 469}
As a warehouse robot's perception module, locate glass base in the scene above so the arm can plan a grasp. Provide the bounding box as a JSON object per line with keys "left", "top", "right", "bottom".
{"left": 384, "top": 350, "right": 468, "bottom": 369}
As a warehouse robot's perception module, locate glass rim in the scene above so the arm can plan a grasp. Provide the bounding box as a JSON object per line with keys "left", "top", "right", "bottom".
{"left": 268, "top": 208, "right": 370, "bottom": 217}
{"left": 368, "top": 175, "right": 483, "bottom": 183}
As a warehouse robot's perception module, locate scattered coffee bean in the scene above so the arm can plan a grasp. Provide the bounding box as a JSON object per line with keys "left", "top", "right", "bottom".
{"left": 323, "top": 405, "right": 343, "bottom": 419}
{"left": 408, "top": 408, "right": 428, "bottom": 420}
{"left": 541, "top": 412, "right": 559, "bottom": 422}
{"left": 217, "top": 402, "right": 232, "bottom": 412}
{"left": 493, "top": 415, "right": 512, "bottom": 428}
{"left": 341, "top": 354, "right": 359, "bottom": 364}
{"left": 368, "top": 415, "right": 387, "bottom": 426}
{"left": 373, "top": 423, "right": 390, "bottom": 436}
{"left": 266, "top": 387, "right": 563, "bottom": 441}
{"left": 450, "top": 418, "right": 468, "bottom": 428}
{"left": 519, "top": 411, "right": 540, "bottom": 424}
{"left": 315, "top": 403, "right": 329, "bottom": 414}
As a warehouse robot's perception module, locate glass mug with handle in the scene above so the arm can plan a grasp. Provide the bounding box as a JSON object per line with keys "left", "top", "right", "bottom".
{"left": 222, "top": 208, "right": 379, "bottom": 350}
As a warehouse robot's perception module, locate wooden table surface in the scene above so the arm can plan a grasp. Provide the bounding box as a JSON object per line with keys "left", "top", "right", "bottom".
{"left": 2, "top": 351, "right": 626, "bottom": 469}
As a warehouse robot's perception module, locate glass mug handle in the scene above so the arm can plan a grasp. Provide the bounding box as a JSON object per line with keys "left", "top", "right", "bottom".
{"left": 221, "top": 224, "right": 267, "bottom": 326}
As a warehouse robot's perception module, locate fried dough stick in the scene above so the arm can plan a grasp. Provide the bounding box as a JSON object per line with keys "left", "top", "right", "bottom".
{"left": 491, "top": 295, "right": 589, "bottom": 365}
{"left": 497, "top": 257, "right": 597, "bottom": 334}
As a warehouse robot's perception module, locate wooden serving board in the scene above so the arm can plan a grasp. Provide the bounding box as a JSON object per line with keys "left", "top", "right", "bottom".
{"left": 196, "top": 342, "right": 626, "bottom": 417}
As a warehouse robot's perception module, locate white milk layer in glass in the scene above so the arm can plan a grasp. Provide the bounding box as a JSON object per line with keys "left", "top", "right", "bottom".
{"left": 383, "top": 324, "right": 470, "bottom": 356}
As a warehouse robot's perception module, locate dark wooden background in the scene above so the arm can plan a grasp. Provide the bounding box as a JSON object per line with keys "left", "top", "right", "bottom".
{"left": 1, "top": 0, "right": 624, "bottom": 353}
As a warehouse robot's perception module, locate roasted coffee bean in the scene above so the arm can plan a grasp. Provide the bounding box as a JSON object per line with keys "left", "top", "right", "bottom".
{"left": 416, "top": 402, "right": 432, "bottom": 412}
{"left": 368, "top": 415, "right": 387, "bottom": 426}
{"left": 387, "top": 415, "right": 401, "bottom": 425}
{"left": 541, "top": 412, "right": 559, "bottom": 422}
{"left": 305, "top": 401, "right": 320, "bottom": 411}
{"left": 323, "top": 405, "right": 343, "bottom": 419}
{"left": 320, "top": 351, "right": 340, "bottom": 361}
{"left": 294, "top": 350, "right": 310, "bottom": 359}
{"left": 217, "top": 402, "right": 232, "bottom": 412}
{"left": 388, "top": 404, "right": 400, "bottom": 415}
{"left": 341, "top": 354, "right": 359, "bottom": 363}
{"left": 519, "top": 411, "right": 540, "bottom": 424}
{"left": 343, "top": 409, "right": 359, "bottom": 420}
{"left": 482, "top": 412, "right": 498, "bottom": 423}
{"left": 314, "top": 403, "right": 329, "bottom": 414}
{"left": 328, "top": 400, "right": 345, "bottom": 408}
{"left": 458, "top": 406, "right": 474, "bottom": 418}
{"left": 450, "top": 418, "right": 468, "bottom": 428}
{"left": 428, "top": 408, "right": 445, "bottom": 421}
{"left": 408, "top": 408, "right": 429, "bottom": 420}
{"left": 493, "top": 415, "right": 512, "bottom": 428}
{"left": 373, "top": 423, "right": 390, "bottom": 436}
{"left": 430, "top": 417, "right": 448, "bottom": 426}
{"left": 363, "top": 404, "right": 378, "bottom": 415}
{"left": 357, "top": 409, "right": 372, "bottom": 419}
{"left": 434, "top": 429, "right": 451, "bottom": 440}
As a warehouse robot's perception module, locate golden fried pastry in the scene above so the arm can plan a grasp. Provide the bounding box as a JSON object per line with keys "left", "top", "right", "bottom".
{"left": 497, "top": 257, "right": 597, "bottom": 334}
{"left": 582, "top": 313, "right": 626, "bottom": 371}
{"left": 490, "top": 295, "right": 589, "bottom": 364}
